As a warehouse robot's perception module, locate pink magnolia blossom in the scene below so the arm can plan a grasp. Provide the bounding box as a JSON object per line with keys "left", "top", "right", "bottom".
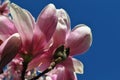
{"left": 0, "top": 2, "right": 92, "bottom": 79}
{"left": 38, "top": 9, "right": 92, "bottom": 80}
{"left": 10, "top": 3, "right": 58, "bottom": 70}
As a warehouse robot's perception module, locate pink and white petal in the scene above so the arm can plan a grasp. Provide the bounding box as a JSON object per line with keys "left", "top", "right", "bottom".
{"left": 0, "top": 1, "right": 9, "bottom": 15}
{"left": 32, "top": 25, "right": 47, "bottom": 56}
{"left": 43, "top": 38, "right": 53, "bottom": 51}
{"left": 0, "top": 16, "right": 16, "bottom": 41}
{"left": 47, "top": 65, "right": 77, "bottom": 80}
{"left": 62, "top": 57, "right": 84, "bottom": 74}
{"left": 66, "top": 24, "right": 92, "bottom": 55}
{"left": 10, "top": 3, "right": 35, "bottom": 50}
{"left": 36, "top": 4, "right": 57, "bottom": 42}
{"left": 72, "top": 58, "right": 84, "bottom": 74}
{"left": 27, "top": 52, "right": 52, "bottom": 71}
{"left": 56, "top": 9, "right": 71, "bottom": 31}
{"left": 37, "top": 53, "right": 52, "bottom": 71}
{"left": 52, "top": 9, "right": 70, "bottom": 47}
{"left": 64, "top": 68, "right": 77, "bottom": 80}
{"left": 54, "top": 66, "right": 66, "bottom": 80}
{"left": 0, "top": 33, "right": 21, "bottom": 73}
{"left": 45, "top": 76, "right": 54, "bottom": 80}
{"left": 60, "top": 57, "right": 74, "bottom": 71}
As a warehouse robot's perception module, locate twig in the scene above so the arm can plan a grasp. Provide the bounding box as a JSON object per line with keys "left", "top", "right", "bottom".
{"left": 21, "top": 61, "right": 28, "bottom": 80}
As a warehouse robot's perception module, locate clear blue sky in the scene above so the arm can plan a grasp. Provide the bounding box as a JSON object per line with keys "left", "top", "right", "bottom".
{"left": 10, "top": 0, "right": 120, "bottom": 80}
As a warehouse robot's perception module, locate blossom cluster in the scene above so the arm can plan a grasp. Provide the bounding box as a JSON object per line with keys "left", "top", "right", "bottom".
{"left": 0, "top": 0, "right": 92, "bottom": 80}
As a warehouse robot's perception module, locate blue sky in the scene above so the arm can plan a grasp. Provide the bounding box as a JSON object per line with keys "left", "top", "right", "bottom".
{"left": 10, "top": 0, "right": 120, "bottom": 80}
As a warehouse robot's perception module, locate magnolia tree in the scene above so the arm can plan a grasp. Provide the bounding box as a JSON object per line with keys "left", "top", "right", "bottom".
{"left": 0, "top": 0, "right": 92, "bottom": 80}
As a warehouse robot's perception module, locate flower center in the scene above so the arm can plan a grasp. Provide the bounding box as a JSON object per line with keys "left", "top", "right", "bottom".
{"left": 53, "top": 45, "right": 70, "bottom": 64}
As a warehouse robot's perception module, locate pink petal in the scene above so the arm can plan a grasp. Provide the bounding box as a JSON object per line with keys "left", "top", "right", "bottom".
{"left": 10, "top": 3, "right": 35, "bottom": 50}
{"left": 56, "top": 9, "right": 71, "bottom": 30}
{"left": 61, "top": 57, "right": 84, "bottom": 74}
{"left": 66, "top": 24, "right": 92, "bottom": 55}
{"left": 0, "top": 33, "right": 21, "bottom": 73}
{"left": 0, "top": 1, "right": 9, "bottom": 15}
{"left": 52, "top": 9, "right": 70, "bottom": 48}
{"left": 0, "top": 16, "right": 16, "bottom": 41}
{"left": 47, "top": 65, "right": 77, "bottom": 80}
{"left": 32, "top": 26, "right": 47, "bottom": 55}
{"left": 36, "top": 4, "right": 57, "bottom": 42}
{"left": 60, "top": 57, "right": 74, "bottom": 71}
{"left": 27, "top": 51, "right": 52, "bottom": 71}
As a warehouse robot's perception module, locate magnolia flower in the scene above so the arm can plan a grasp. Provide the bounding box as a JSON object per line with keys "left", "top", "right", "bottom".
{"left": 10, "top": 3, "right": 58, "bottom": 70}
{"left": 38, "top": 9, "right": 92, "bottom": 80}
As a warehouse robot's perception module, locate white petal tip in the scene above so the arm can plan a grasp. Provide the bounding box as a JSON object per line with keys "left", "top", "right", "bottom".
{"left": 45, "top": 3, "right": 56, "bottom": 11}
{"left": 12, "top": 33, "right": 20, "bottom": 38}
{"left": 75, "top": 63, "right": 84, "bottom": 74}
{"left": 72, "top": 58, "right": 84, "bottom": 74}
{"left": 75, "top": 24, "right": 92, "bottom": 46}
{"left": 47, "top": 3, "right": 55, "bottom": 8}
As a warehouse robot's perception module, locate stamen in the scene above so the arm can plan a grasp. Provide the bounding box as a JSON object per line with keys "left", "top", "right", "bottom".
{"left": 53, "top": 45, "right": 70, "bottom": 62}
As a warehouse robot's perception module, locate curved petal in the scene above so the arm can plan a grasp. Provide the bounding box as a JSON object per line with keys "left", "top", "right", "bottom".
{"left": 36, "top": 4, "right": 57, "bottom": 42}
{"left": 27, "top": 51, "right": 52, "bottom": 71}
{"left": 32, "top": 25, "right": 47, "bottom": 56}
{"left": 60, "top": 57, "right": 74, "bottom": 71}
{"left": 0, "top": 16, "right": 16, "bottom": 41}
{"left": 0, "top": 33, "right": 21, "bottom": 73}
{"left": 56, "top": 9, "right": 71, "bottom": 30}
{"left": 72, "top": 58, "right": 84, "bottom": 74}
{"left": 10, "top": 3, "right": 35, "bottom": 50}
{"left": 46, "top": 65, "right": 77, "bottom": 80}
{"left": 66, "top": 24, "right": 92, "bottom": 55}
{"left": 52, "top": 9, "right": 70, "bottom": 48}
{"left": 61, "top": 57, "right": 84, "bottom": 74}
{"left": 0, "top": 1, "right": 9, "bottom": 15}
